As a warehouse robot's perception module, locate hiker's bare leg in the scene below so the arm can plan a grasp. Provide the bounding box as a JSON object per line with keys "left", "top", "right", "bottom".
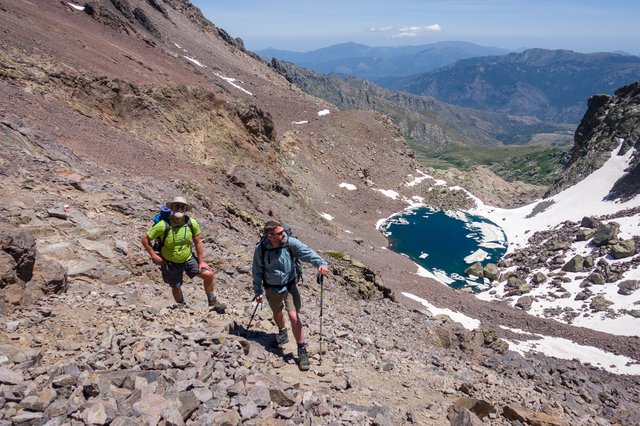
{"left": 171, "top": 288, "right": 184, "bottom": 303}
{"left": 288, "top": 310, "right": 304, "bottom": 344}
{"left": 198, "top": 269, "right": 214, "bottom": 294}
{"left": 273, "top": 310, "right": 286, "bottom": 330}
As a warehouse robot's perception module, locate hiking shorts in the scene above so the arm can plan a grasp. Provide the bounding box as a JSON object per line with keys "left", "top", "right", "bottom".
{"left": 265, "top": 283, "right": 301, "bottom": 313}
{"left": 160, "top": 256, "right": 200, "bottom": 288}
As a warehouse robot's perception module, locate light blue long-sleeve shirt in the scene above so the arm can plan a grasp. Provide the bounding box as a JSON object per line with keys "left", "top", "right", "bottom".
{"left": 252, "top": 236, "right": 328, "bottom": 296}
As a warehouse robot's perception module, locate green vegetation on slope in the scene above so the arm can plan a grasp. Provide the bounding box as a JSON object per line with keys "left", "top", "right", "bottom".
{"left": 410, "top": 142, "right": 571, "bottom": 186}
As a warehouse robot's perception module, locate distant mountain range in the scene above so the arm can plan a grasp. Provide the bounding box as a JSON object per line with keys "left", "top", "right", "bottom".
{"left": 378, "top": 48, "right": 640, "bottom": 123}
{"left": 259, "top": 43, "right": 640, "bottom": 125}
{"left": 255, "top": 41, "right": 510, "bottom": 80}
{"left": 269, "top": 58, "right": 573, "bottom": 151}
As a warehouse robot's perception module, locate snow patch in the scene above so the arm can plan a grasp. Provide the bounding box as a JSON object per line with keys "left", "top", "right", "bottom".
{"left": 339, "top": 183, "right": 357, "bottom": 191}
{"left": 317, "top": 109, "right": 330, "bottom": 116}
{"left": 183, "top": 56, "right": 206, "bottom": 68}
{"left": 402, "top": 292, "right": 481, "bottom": 330}
{"left": 320, "top": 213, "right": 333, "bottom": 221}
{"left": 68, "top": 2, "right": 85, "bottom": 10}
{"left": 374, "top": 189, "right": 400, "bottom": 200}
{"left": 213, "top": 72, "right": 253, "bottom": 96}
{"left": 502, "top": 326, "right": 640, "bottom": 376}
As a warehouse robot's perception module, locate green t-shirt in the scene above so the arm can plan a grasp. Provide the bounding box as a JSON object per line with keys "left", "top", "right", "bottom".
{"left": 147, "top": 217, "right": 201, "bottom": 263}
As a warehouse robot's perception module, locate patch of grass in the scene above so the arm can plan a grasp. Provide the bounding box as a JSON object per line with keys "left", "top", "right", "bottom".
{"left": 409, "top": 142, "right": 571, "bottom": 186}
{"left": 324, "top": 250, "right": 346, "bottom": 260}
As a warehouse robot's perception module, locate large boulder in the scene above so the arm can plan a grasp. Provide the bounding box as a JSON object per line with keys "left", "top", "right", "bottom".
{"left": 561, "top": 255, "right": 584, "bottom": 272}
{"left": 575, "top": 228, "right": 596, "bottom": 241}
{"left": 580, "top": 216, "right": 601, "bottom": 228}
{"left": 591, "top": 222, "right": 620, "bottom": 246}
{"left": 482, "top": 263, "right": 500, "bottom": 281}
{"left": 590, "top": 296, "right": 613, "bottom": 312}
{"left": 610, "top": 239, "right": 636, "bottom": 259}
{"left": 0, "top": 251, "right": 18, "bottom": 287}
{"left": 32, "top": 257, "right": 68, "bottom": 295}
{"left": 465, "top": 262, "right": 484, "bottom": 278}
{"left": 0, "top": 227, "right": 36, "bottom": 282}
{"left": 531, "top": 271, "right": 547, "bottom": 284}
{"left": 618, "top": 280, "right": 640, "bottom": 295}
{"left": 515, "top": 296, "right": 533, "bottom": 311}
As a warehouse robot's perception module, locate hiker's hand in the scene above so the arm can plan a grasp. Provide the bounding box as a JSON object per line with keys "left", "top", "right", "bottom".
{"left": 255, "top": 295, "right": 264, "bottom": 303}
{"left": 318, "top": 265, "right": 330, "bottom": 276}
{"left": 151, "top": 253, "right": 164, "bottom": 265}
{"left": 199, "top": 261, "right": 213, "bottom": 273}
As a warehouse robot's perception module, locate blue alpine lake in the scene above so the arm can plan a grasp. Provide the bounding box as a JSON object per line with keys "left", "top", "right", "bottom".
{"left": 379, "top": 207, "right": 508, "bottom": 292}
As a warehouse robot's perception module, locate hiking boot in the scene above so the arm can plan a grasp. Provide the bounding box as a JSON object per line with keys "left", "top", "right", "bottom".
{"left": 276, "top": 328, "right": 289, "bottom": 346}
{"left": 298, "top": 345, "right": 310, "bottom": 371}
{"left": 170, "top": 302, "right": 187, "bottom": 310}
{"left": 208, "top": 298, "right": 227, "bottom": 313}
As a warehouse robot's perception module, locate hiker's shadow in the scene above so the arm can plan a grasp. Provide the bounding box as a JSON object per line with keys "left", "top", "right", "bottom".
{"left": 233, "top": 324, "right": 295, "bottom": 362}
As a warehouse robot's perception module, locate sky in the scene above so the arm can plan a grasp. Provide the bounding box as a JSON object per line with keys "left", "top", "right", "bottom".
{"left": 192, "top": 0, "right": 640, "bottom": 54}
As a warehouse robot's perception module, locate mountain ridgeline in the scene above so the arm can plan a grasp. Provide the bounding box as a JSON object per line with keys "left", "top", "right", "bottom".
{"left": 269, "top": 58, "right": 573, "bottom": 149}
{"left": 257, "top": 41, "right": 510, "bottom": 80}
{"left": 378, "top": 48, "right": 640, "bottom": 124}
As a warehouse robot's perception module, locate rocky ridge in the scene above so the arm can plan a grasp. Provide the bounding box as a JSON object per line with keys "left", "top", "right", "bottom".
{"left": 545, "top": 82, "right": 640, "bottom": 200}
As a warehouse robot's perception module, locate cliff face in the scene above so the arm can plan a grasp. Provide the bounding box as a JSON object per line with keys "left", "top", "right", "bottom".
{"left": 545, "top": 82, "right": 640, "bottom": 200}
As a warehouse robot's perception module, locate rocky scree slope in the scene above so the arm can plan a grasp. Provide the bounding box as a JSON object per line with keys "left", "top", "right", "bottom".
{"left": 1, "top": 0, "right": 640, "bottom": 425}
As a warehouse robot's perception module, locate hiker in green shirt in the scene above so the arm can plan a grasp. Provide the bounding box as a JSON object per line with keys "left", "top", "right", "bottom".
{"left": 141, "top": 196, "right": 226, "bottom": 312}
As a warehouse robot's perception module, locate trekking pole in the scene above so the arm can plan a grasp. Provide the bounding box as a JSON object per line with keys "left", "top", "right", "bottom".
{"left": 317, "top": 272, "right": 324, "bottom": 365}
{"left": 247, "top": 301, "right": 260, "bottom": 330}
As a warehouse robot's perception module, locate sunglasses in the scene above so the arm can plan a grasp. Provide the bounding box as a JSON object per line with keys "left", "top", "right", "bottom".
{"left": 268, "top": 230, "right": 286, "bottom": 238}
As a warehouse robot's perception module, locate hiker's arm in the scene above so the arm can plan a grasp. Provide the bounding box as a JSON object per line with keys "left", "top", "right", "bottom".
{"left": 252, "top": 247, "right": 265, "bottom": 300}
{"left": 291, "top": 239, "right": 329, "bottom": 275}
{"left": 141, "top": 234, "right": 164, "bottom": 265}
{"left": 193, "top": 234, "right": 212, "bottom": 272}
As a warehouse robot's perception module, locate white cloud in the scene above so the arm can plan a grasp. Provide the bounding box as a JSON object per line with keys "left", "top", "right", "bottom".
{"left": 392, "top": 24, "right": 442, "bottom": 38}
{"left": 367, "top": 26, "right": 394, "bottom": 32}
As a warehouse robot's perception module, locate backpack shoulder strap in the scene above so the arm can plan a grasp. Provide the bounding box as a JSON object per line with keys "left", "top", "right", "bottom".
{"left": 185, "top": 216, "right": 195, "bottom": 238}
{"left": 154, "top": 219, "right": 171, "bottom": 254}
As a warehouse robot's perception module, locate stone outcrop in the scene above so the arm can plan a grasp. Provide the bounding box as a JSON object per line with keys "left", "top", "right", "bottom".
{"left": 545, "top": 82, "right": 640, "bottom": 200}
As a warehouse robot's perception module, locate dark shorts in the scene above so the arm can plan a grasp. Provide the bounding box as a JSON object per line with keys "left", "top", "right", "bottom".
{"left": 265, "top": 283, "right": 301, "bottom": 313}
{"left": 160, "top": 256, "right": 200, "bottom": 288}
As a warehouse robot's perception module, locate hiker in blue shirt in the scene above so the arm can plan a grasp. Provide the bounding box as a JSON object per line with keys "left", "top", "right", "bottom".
{"left": 252, "top": 220, "right": 330, "bottom": 371}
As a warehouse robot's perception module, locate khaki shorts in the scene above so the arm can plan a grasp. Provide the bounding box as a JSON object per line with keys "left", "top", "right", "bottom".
{"left": 265, "top": 284, "right": 301, "bottom": 313}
